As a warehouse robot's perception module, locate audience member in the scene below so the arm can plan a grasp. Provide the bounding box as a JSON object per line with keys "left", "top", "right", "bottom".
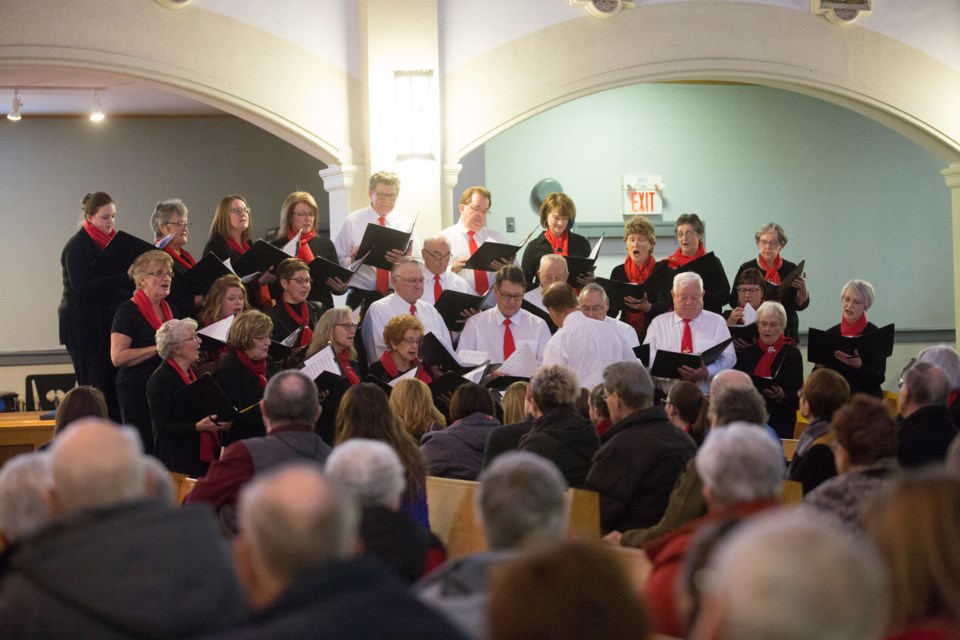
{"left": 421, "top": 382, "right": 500, "bottom": 481}
{"left": 664, "top": 380, "right": 708, "bottom": 446}
{"left": 415, "top": 452, "right": 567, "bottom": 639}
{"left": 518, "top": 364, "right": 599, "bottom": 488}
{"left": 500, "top": 380, "right": 530, "bottom": 426}
{"left": 52, "top": 385, "right": 108, "bottom": 440}
{"left": 187, "top": 370, "right": 332, "bottom": 535}
{"left": 588, "top": 383, "right": 613, "bottom": 437}
{"left": 389, "top": 378, "right": 446, "bottom": 441}
{"left": 897, "top": 361, "right": 958, "bottom": 468}
{"left": 482, "top": 381, "right": 534, "bottom": 468}
{"left": 916, "top": 344, "right": 960, "bottom": 430}
{"left": 787, "top": 368, "right": 850, "bottom": 493}
{"left": 0, "top": 453, "right": 52, "bottom": 551}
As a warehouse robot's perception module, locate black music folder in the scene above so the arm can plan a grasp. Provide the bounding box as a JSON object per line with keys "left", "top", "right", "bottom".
{"left": 356, "top": 223, "right": 414, "bottom": 271}
{"left": 434, "top": 290, "right": 486, "bottom": 331}
{"left": 419, "top": 332, "right": 471, "bottom": 375}
{"left": 177, "top": 252, "right": 232, "bottom": 297}
{"left": 649, "top": 339, "right": 733, "bottom": 378}
{"left": 232, "top": 239, "right": 291, "bottom": 278}
{"left": 93, "top": 231, "right": 155, "bottom": 274}
{"left": 174, "top": 372, "right": 258, "bottom": 422}
{"left": 806, "top": 324, "right": 895, "bottom": 366}
{"left": 308, "top": 251, "right": 368, "bottom": 302}
{"left": 463, "top": 241, "right": 521, "bottom": 272}
{"left": 728, "top": 323, "right": 759, "bottom": 343}
{"left": 763, "top": 260, "right": 806, "bottom": 302}
{"left": 676, "top": 252, "right": 725, "bottom": 283}
{"left": 521, "top": 299, "right": 557, "bottom": 334}
{"left": 596, "top": 270, "right": 672, "bottom": 304}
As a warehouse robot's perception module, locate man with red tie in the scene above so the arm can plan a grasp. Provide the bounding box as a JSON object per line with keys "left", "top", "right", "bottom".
{"left": 644, "top": 271, "right": 735, "bottom": 393}
{"left": 442, "top": 186, "right": 514, "bottom": 298}
{"left": 334, "top": 171, "right": 419, "bottom": 310}
{"left": 457, "top": 265, "right": 550, "bottom": 365}
{"left": 361, "top": 257, "right": 452, "bottom": 366}
{"left": 420, "top": 234, "right": 471, "bottom": 305}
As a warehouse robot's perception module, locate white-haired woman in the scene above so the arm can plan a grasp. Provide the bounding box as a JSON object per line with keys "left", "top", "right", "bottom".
{"left": 733, "top": 301, "right": 804, "bottom": 439}
{"left": 151, "top": 198, "right": 201, "bottom": 315}
{"left": 917, "top": 344, "right": 960, "bottom": 430}
{"left": 824, "top": 279, "right": 887, "bottom": 398}
{"left": 147, "top": 318, "right": 230, "bottom": 477}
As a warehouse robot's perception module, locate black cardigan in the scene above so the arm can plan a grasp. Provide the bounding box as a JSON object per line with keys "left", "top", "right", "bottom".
{"left": 729, "top": 257, "right": 810, "bottom": 340}
{"left": 146, "top": 360, "right": 210, "bottom": 478}
{"left": 214, "top": 351, "right": 267, "bottom": 447}
{"left": 520, "top": 230, "right": 592, "bottom": 287}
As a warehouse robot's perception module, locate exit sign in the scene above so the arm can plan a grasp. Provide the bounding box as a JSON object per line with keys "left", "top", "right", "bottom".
{"left": 622, "top": 174, "right": 662, "bottom": 217}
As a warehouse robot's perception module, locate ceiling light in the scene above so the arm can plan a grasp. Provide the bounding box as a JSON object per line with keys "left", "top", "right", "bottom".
{"left": 7, "top": 90, "right": 22, "bottom": 122}
{"left": 90, "top": 91, "right": 104, "bottom": 122}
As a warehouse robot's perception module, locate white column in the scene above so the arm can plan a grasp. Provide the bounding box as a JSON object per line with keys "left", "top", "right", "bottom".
{"left": 319, "top": 164, "right": 365, "bottom": 238}
{"left": 441, "top": 163, "right": 464, "bottom": 228}
{"left": 943, "top": 166, "right": 960, "bottom": 338}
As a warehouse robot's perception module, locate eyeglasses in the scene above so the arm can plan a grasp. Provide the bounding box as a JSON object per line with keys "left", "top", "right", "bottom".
{"left": 374, "top": 192, "right": 398, "bottom": 201}
{"left": 497, "top": 289, "right": 524, "bottom": 302}
{"left": 166, "top": 221, "right": 191, "bottom": 229}
{"left": 394, "top": 275, "right": 425, "bottom": 286}
{"left": 676, "top": 230, "right": 699, "bottom": 239}
{"left": 423, "top": 250, "right": 453, "bottom": 261}
{"left": 467, "top": 204, "right": 491, "bottom": 216}
{"left": 758, "top": 239, "right": 781, "bottom": 247}
{"left": 146, "top": 270, "right": 174, "bottom": 279}
{"left": 287, "top": 277, "right": 312, "bottom": 285}
{"left": 738, "top": 286, "right": 762, "bottom": 294}
{"left": 336, "top": 323, "right": 360, "bottom": 331}
{"left": 230, "top": 207, "right": 251, "bottom": 215}
{"left": 292, "top": 210, "right": 316, "bottom": 219}
{"left": 580, "top": 304, "right": 605, "bottom": 313}
{"left": 400, "top": 337, "right": 422, "bottom": 346}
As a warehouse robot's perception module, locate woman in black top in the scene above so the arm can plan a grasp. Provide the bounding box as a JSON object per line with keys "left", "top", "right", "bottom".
{"left": 823, "top": 279, "right": 887, "bottom": 398}
{"left": 607, "top": 215, "right": 670, "bottom": 343}
{"left": 150, "top": 198, "right": 201, "bottom": 317}
{"left": 202, "top": 195, "right": 276, "bottom": 309}
{"left": 215, "top": 310, "right": 272, "bottom": 446}
{"left": 266, "top": 258, "right": 323, "bottom": 348}
{"left": 520, "top": 192, "right": 592, "bottom": 288}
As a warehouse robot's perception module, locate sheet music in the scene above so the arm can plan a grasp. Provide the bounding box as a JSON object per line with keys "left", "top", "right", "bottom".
{"left": 461, "top": 364, "right": 487, "bottom": 384}
{"left": 388, "top": 367, "right": 418, "bottom": 387}
{"left": 518, "top": 224, "right": 541, "bottom": 248}
{"left": 350, "top": 306, "right": 362, "bottom": 325}
{"left": 350, "top": 250, "right": 371, "bottom": 273}
{"left": 155, "top": 232, "right": 175, "bottom": 249}
{"left": 589, "top": 234, "right": 604, "bottom": 261}
{"left": 198, "top": 314, "right": 235, "bottom": 343}
{"left": 222, "top": 258, "right": 260, "bottom": 283}
{"left": 497, "top": 343, "right": 537, "bottom": 378}
{"left": 742, "top": 303, "right": 757, "bottom": 326}
{"left": 280, "top": 328, "right": 300, "bottom": 347}
{"left": 458, "top": 350, "right": 490, "bottom": 366}
{"left": 301, "top": 345, "right": 341, "bottom": 381}
{"left": 281, "top": 230, "right": 301, "bottom": 257}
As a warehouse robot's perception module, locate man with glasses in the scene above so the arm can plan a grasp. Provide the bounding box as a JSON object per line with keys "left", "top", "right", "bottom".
{"left": 523, "top": 254, "right": 568, "bottom": 314}
{"left": 420, "top": 234, "right": 471, "bottom": 305}
{"left": 578, "top": 282, "right": 640, "bottom": 350}
{"left": 457, "top": 265, "right": 550, "bottom": 365}
{"left": 361, "top": 257, "right": 452, "bottom": 365}
{"left": 442, "top": 186, "right": 514, "bottom": 297}
{"left": 334, "top": 171, "right": 419, "bottom": 309}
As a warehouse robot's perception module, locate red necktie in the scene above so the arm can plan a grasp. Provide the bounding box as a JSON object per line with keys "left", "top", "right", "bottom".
{"left": 376, "top": 216, "right": 389, "bottom": 294}
{"left": 434, "top": 274, "right": 443, "bottom": 302}
{"left": 410, "top": 304, "right": 417, "bottom": 316}
{"left": 503, "top": 318, "right": 515, "bottom": 360}
{"left": 681, "top": 319, "right": 693, "bottom": 354}
{"left": 467, "top": 231, "right": 488, "bottom": 295}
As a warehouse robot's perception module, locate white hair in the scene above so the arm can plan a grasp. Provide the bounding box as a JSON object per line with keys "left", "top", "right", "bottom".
{"left": 916, "top": 344, "right": 960, "bottom": 390}
{"left": 325, "top": 439, "right": 405, "bottom": 509}
{"left": 0, "top": 452, "right": 52, "bottom": 542}
{"left": 672, "top": 271, "right": 703, "bottom": 293}
{"left": 695, "top": 423, "right": 784, "bottom": 508}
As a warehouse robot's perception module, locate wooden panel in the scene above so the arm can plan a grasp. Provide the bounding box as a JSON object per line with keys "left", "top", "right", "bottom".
{"left": 782, "top": 438, "right": 798, "bottom": 462}
{"left": 0, "top": 412, "right": 55, "bottom": 470}
{"left": 782, "top": 479, "right": 804, "bottom": 505}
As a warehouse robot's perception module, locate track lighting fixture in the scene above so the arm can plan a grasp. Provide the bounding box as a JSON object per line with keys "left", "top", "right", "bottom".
{"left": 90, "top": 91, "right": 105, "bottom": 122}
{"left": 7, "top": 90, "right": 22, "bottom": 122}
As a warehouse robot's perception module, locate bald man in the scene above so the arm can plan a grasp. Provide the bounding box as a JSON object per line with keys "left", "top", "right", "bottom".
{"left": 0, "top": 419, "right": 246, "bottom": 638}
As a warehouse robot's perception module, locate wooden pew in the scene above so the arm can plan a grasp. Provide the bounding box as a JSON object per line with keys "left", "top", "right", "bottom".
{"left": 782, "top": 479, "right": 804, "bottom": 505}
{"left": 782, "top": 438, "right": 798, "bottom": 462}
{"left": 0, "top": 411, "right": 54, "bottom": 469}
{"left": 426, "top": 475, "right": 600, "bottom": 559}
{"left": 168, "top": 473, "right": 197, "bottom": 505}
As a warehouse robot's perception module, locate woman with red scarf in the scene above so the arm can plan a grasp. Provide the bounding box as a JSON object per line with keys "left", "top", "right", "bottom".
{"left": 148, "top": 318, "right": 231, "bottom": 478}
{"left": 729, "top": 223, "right": 810, "bottom": 340}
{"left": 202, "top": 195, "right": 276, "bottom": 309}
{"left": 271, "top": 191, "right": 346, "bottom": 311}
{"left": 151, "top": 198, "right": 201, "bottom": 316}
{"left": 305, "top": 306, "right": 364, "bottom": 444}
{"left": 661, "top": 213, "right": 729, "bottom": 314}
{"left": 368, "top": 315, "right": 433, "bottom": 385}
{"left": 266, "top": 257, "right": 323, "bottom": 351}
{"left": 823, "top": 279, "right": 887, "bottom": 398}
{"left": 59, "top": 192, "right": 132, "bottom": 422}
{"left": 733, "top": 301, "right": 804, "bottom": 438}
{"left": 608, "top": 215, "right": 670, "bottom": 342}
{"left": 520, "top": 192, "right": 593, "bottom": 288}
{"left": 215, "top": 310, "right": 272, "bottom": 446}
{"left": 110, "top": 250, "right": 177, "bottom": 454}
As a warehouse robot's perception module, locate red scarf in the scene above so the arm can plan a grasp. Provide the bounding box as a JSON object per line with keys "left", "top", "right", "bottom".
{"left": 544, "top": 229, "right": 569, "bottom": 256}
{"left": 753, "top": 335, "right": 795, "bottom": 378}
{"left": 757, "top": 254, "right": 783, "bottom": 284}
{"left": 226, "top": 236, "right": 250, "bottom": 256}
{"left": 840, "top": 314, "right": 868, "bottom": 337}
{"left": 165, "top": 247, "right": 196, "bottom": 270}
{"left": 289, "top": 228, "right": 316, "bottom": 264}
{"left": 82, "top": 220, "right": 116, "bottom": 250}
{"left": 235, "top": 349, "right": 267, "bottom": 389}
{"left": 284, "top": 300, "right": 314, "bottom": 346}
{"left": 379, "top": 351, "right": 432, "bottom": 384}
{"left": 666, "top": 241, "right": 706, "bottom": 269}
{"left": 337, "top": 349, "right": 361, "bottom": 385}
{"left": 622, "top": 255, "right": 657, "bottom": 337}
{"left": 133, "top": 289, "right": 173, "bottom": 330}
{"left": 167, "top": 358, "right": 219, "bottom": 462}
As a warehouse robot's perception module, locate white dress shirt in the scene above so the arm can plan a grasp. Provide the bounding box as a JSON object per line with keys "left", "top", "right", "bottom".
{"left": 334, "top": 205, "right": 420, "bottom": 292}
{"left": 643, "top": 310, "right": 735, "bottom": 392}
{"left": 604, "top": 315, "right": 641, "bottom": 350}
{"left": 362, "top": 293, "right": 453, "bottom": 365}
{"left": 457, "top": 307, "right": 550, "bottom": 364}
{"left": 441, "top": 221, "right": 511, "bottom": 296}
{"left": 523, "top": 287, "right": 545, "bottom": 311}
{"left": 421, "top": 265, "right": 472, "bottom": 306}
{"left": 543, "top": 311, "right": 635, "bottom": 390}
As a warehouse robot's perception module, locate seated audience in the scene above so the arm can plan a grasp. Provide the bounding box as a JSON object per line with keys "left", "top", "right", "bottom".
{"left": 0, "top": 453, "right": 52, "bottom": 552}
{"left": 482, "top": 381, "right": 534, "bottom": 468}
{"left": 488, "top": 539, "right": 650, "bottom": 640}
{"left": 0, "top": 419, "right": 247, "bottom": 637}
{"left": 186, "top": 370, "right": 332, "bottom": 535}
{"left": 204, "top": 465, "right": 465, "bottom": 640}
{"left": 518, "top": 364, "right": 599, "bottom": 488}
{"left": 415, "top": 452, "right": 568, "bottom": 639}
{"left": 586, "top": 360, "right": 697, "bottom": 533}
{"left": 801, "top": 395, "right": 899, "bottom": 533}
{"left": 787, "top": 368, "right": 849, "bottom": 494}
{"left": 664, "top": 380, "right": 708, "bottom": 446}
{"left": 588, "top": 383, "right": 614, "bottom": 437}
{"left": 215, "top": 309, "right": 272, "bottom": 446}
{"left": 336, "top": 383, "right": 430, "bottom": 528}
{"left": 897, "top": 361, "right": 958, "bottom": 468}
{"left": 52, "top": 385, "right": 108, "bottom": 440}
{"left": 500, "top": 380, "right": 530, "bottom": 426}
{"left": 949, "top": 435, "right": 960, "bottom": 476}
{"left": 645, "top": 423, "right": 785, "bottom": 637}
{"left": 916, "top": 344, "right": 960, "bottom": 430}
{"left": 421, "top": 382, "right": 500, "bottom": 481}
{"left": 689, "top": 510, "right": 888, "bottom": 640}
{"left": 389, "top": 378, "right": 446, "bottom": 442}
{"left": 863, "top": 472, "right": 960, "bottom": 640}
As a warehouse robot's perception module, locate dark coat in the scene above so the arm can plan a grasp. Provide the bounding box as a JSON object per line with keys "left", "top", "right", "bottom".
{"left": 519, "top": 406, "right": 600, "bottom": 488}
{"left": 607, "top": 261, "right": 672, "bottom": 342}
{"left": 214, "top": 351, "right": 267, "bottom": 446}
{"left": 787, "top": 418, "right": 837, "bottom": 494}
{"left": 520, "top": 231, "right": 592, "bottom": 287}
{"left": 198, "top": 558, "right": 466, "bottom": 640}
{"left": 729, "top": 257, "right": 810, "bottom": 340}
{"left": 734, "top": 341, "right": 804, "bottom": 439}
{"left": 898, "top": 404, "right": 958, "bottom": 468}
{"left": 0, "top": 500, "right": 247, "bottom": 639}
{"left": 146, "top": 360, "right": 209, "bottom": 477}
{"left": 482, "top": 416, "right": 534, "bottom": 468}
{"left": 586, "top": 406, "right": 697, "bottom": 533}
{"left": 824, "top": 322, "right": 887, "bottom": 398}
{"left": 421, "top": 412, "right": 500, "bottom": 481}
{"left": 266, "top": 299, "right": 324, "bottom": 343}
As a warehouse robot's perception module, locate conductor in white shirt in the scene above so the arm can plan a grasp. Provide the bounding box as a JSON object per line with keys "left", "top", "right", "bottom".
{"left": 644, "top": 271, "right": 735, "bottom": 393}
{"left": 457, "top": 265, "right": 550, "bottom": 365}
{"left": 541, "top": 283, "right": 635, "bottom": 390}
{"left": 578, "top": 283, "right": 641, "bottom": 350}
{"left": 420, "top": 234, "right": 471, "bottom": 306}
{"left": 334, "top": 171, "right": 419, "bottom": 310}
{"left": 524, "top": 254, "right": 568, "bottom": 312}
{"left": 442, "top": 186, "right": 514, "bottom": 297}
{"left": 361, "top": 257, "right": 452, "bottom": 365}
